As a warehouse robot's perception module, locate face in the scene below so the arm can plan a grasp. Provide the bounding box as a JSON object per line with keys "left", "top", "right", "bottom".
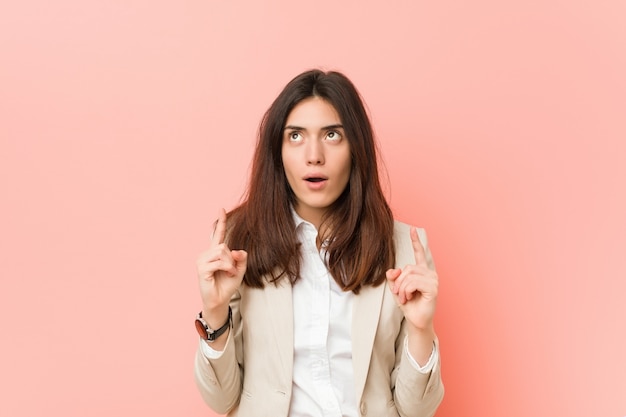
{"left": 281, "top": 97, "right": 351, "bottom": 228}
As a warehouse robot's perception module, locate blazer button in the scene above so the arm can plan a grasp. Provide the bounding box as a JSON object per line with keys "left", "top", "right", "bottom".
{"left": 359, "top": 401, "right": 367, "bottom": 415}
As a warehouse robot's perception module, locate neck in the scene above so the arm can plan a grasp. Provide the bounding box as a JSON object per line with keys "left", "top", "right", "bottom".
{"left": 294, "top": 206, "right": 326, "bottom": 230}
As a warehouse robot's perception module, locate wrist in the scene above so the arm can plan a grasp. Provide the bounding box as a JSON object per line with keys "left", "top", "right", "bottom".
{"left": 406, "top": 326, "right": 436, "bottom": 366}
{"left": 202, "top": 304, "right": 230, "bottom": 329}
{"left": 406, "top": 324, "right": 435, "bottom": 348}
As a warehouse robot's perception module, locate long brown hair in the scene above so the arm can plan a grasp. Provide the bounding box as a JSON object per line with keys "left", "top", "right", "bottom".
{"left": 226, "top": 69, "right": 395, "bottom": 293}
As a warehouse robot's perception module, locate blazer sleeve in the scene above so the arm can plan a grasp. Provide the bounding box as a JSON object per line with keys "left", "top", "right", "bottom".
{"left": 194, "top": 289, "right": 244, "bottom": 414}
{"left": 392, "top": 227, "right": 444, "bottom": 417}
{"left": 393, "top": 334, "right": 444, "bottom": 417}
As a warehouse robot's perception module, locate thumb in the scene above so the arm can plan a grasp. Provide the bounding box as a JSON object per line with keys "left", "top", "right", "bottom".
{"left": 386, "top": 268, "right": 401, "bottom": 281}
{"left": 231, "top": 250, "right": 248, "bottom": 271}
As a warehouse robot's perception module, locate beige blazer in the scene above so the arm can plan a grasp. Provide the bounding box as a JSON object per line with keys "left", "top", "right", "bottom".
{"left": 194, "top": 221, "right": 444, "bottom": 417}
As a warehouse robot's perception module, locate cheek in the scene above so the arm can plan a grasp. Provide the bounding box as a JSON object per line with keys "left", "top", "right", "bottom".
{"left": 331, "top": 159, "right": 352, "bottom": 194}
{"left": 280, "top": 148, "right": 293, "bottom": 174}
{"left": 281, "top": 151, "right": 299, "bottom": 184}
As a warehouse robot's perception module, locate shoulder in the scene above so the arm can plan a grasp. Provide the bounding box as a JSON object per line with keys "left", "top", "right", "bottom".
{"left": 393, "top": 220, "right": 411, "bottom": 237}
{"left": 392, "top": 220, "right": 428, "bottom": 244}
{"left": 392, "top": 220, "right": 436, "bottom": 269}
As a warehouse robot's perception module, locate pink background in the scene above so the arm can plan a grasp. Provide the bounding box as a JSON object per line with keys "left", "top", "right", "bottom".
{"left": 1, "top": 1, "right": 625, "bottom": 416}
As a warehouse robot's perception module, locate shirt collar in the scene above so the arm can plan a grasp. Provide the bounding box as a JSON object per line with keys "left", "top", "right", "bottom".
{"left": 291, "top": 207, "right": 314, "bottom": 231}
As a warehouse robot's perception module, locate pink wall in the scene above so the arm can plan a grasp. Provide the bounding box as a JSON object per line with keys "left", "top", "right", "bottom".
{"left": 1, "top": 1, "right": 624, "bottom": 416}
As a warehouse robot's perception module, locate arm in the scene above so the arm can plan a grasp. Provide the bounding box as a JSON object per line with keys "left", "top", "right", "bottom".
{"left": 388, "top": 227, "right": 444, "bottom": 417}
{"left": 393, "top": 325, "right": 444, "bottom": 417}
{"left": 194, "top": 209, "right": 247, "bottom": 414}
{"left": 194, "top": 291, "right": 244, "bottom": 414}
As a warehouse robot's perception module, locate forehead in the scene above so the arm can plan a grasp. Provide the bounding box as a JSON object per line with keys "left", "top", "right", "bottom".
{"left": 285, "top": 97, "right": 342, "bottom": 127}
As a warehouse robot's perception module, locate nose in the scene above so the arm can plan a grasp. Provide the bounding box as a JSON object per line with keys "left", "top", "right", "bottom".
{"left": 306, "top": 139, "right": 324, "bottom": 165}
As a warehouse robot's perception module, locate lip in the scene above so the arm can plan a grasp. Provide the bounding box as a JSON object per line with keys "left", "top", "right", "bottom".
{"left": 303, "top": 173, "right": 329, "bottom": 181}
{"left": 303, "top": 173, "right": 328, "bottom": 190}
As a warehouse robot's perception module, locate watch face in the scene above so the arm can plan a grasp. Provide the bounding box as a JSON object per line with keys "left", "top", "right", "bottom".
{"left": 195, "top": 319, "right": 208, "bottom": 340}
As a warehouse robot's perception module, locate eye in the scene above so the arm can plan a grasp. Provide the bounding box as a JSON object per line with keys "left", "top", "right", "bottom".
{"left": 325, "top": 130, "right": 342, "bottom": 141}
{"left": 288, "top": 131, "right": 303, "bottom": 142}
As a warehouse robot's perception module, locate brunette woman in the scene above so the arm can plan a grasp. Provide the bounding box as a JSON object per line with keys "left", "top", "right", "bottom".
{"left": 194, "top": 69, "right": 444, "bottom": 417}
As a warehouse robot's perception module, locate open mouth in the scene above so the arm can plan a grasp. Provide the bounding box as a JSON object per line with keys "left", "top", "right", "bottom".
{"left": 305, "top": 177, "right": 326, "bottom": 183}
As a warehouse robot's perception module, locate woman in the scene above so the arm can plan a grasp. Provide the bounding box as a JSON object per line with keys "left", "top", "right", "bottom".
{"left": 194, "top": 69, "right": 444, "bottom": 417}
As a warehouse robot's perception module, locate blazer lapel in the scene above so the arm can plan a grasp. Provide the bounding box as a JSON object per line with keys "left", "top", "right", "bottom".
{"left": 351, "top": 282, "right": 386, "bottom": 404}
{"left": 263, "top": 277, "right": 294, "bottom": 382}
{"left": 351, "top": 222, "right": 417, "bottom": 403}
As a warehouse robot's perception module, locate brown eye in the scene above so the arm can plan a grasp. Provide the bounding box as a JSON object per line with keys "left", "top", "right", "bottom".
{"left": 289, "top": 132, "right": 303, "bottom": 142}
{"left": 326, "top": 131, "right": 341, "bottom": 141}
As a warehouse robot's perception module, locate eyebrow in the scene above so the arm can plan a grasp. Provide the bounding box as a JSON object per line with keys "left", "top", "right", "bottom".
{"left": 283, "top": 124, "right": 344, "bottom": 131}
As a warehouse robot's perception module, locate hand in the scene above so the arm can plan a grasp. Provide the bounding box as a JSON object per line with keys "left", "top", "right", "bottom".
{"left": 196, "top": 208, "right": 247, "bottom": 326}
{"left": 386, "top": 227, "right": 438, "bottom": 332}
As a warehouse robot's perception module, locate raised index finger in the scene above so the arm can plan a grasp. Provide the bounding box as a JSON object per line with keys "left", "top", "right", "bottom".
{"left": 211, "top": 208, "right": 227, "bottom": 246}
{"left": 410, "top": 226, "right": 427, "bottom": 266}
